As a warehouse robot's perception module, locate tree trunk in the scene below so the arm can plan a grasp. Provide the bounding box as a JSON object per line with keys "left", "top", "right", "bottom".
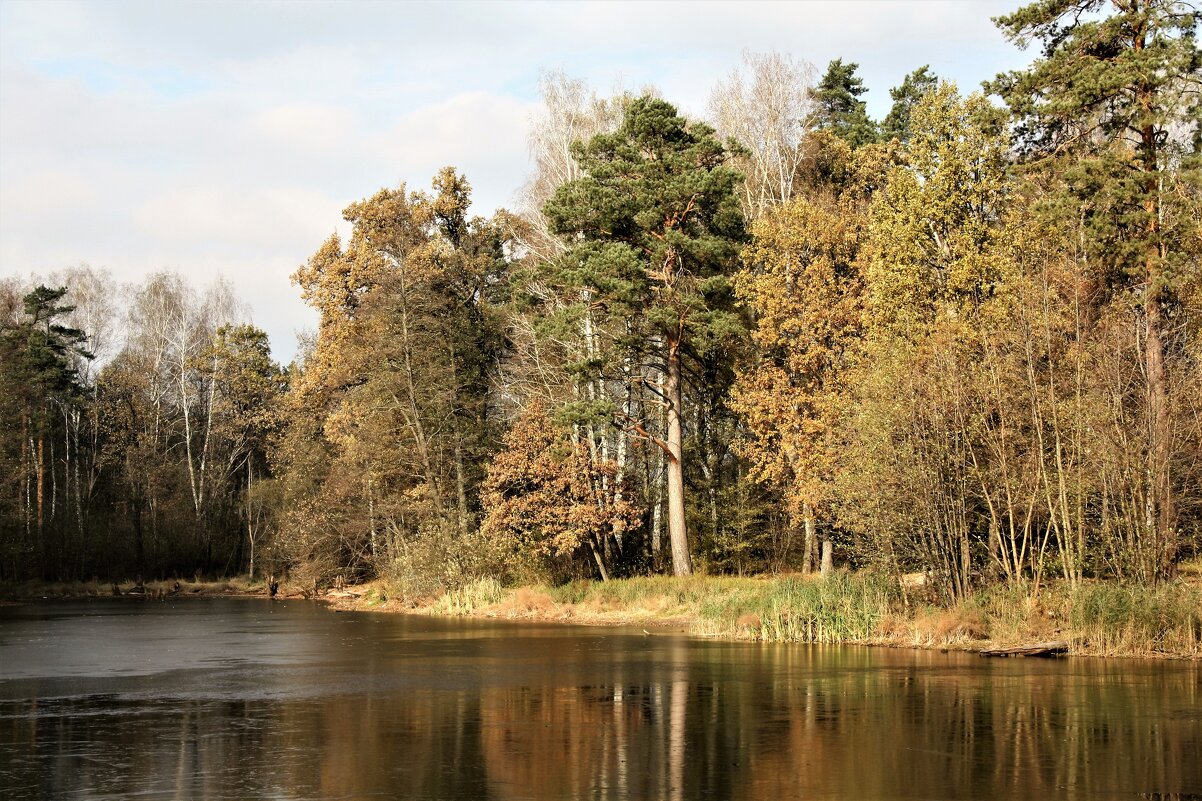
{"left": 665, "top": 336, "right": 692, "bottom": 576}
{"left": 395, "top": 268, "right": 445, "bottom": 521}
{"left": 1135, "top": 19, "right": 1174, "bottom": 581}
{"left": 1145, "top": 287, "right": 1173, "bottom": 576}
{"left": 802, "top": 503, "right": 816, "bottom": 574}
{"left": 820, "top": 537, "right": 833, "bottom": 576}
{"left": 132, "top": 493, "right": 145, "bottom": 579}
{"left": 36, "top": 434, "right": 45, "bottom": 577}
{"left": 589, "top": 537, "right": 610, "bottom": 582}
{"left": 649, "top": 390, "right": 666, "bottom": 566}
{"left": 21, "top": 413, "right": 30, "bottom": 561}
{"left": 246, "top": 460, "right": 256, "bottom": 580}
{"left": 454, "top": 440, "right": 470, "bottom": 537}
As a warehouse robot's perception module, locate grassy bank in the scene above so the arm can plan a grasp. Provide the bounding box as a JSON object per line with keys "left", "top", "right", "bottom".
{"left": 398, "top": 571, "right": 1202, "bottom": 659}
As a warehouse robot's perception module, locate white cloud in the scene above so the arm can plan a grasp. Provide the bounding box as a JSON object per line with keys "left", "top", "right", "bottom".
{"left": 252, "top": 104, "right": 361, "bottom": 154}
{"left": 375, "top": 92, "right": 535, "bottom": 211}
{"left": 132, "top": 185, "right": 340, "bottom": 252}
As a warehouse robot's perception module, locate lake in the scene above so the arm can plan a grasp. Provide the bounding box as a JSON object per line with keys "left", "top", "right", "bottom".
{"left": 1, "top": 598, "right": 1198, "bottom": 800}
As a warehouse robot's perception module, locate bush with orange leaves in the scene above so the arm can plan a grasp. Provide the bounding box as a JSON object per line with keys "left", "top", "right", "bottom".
{"left": 480, "top": 402, "right": 640, "bottom": 583}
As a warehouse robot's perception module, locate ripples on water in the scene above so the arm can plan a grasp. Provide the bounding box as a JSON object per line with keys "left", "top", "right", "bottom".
{"left": 1, "top": 599, "right": 1198, "bottom": 800}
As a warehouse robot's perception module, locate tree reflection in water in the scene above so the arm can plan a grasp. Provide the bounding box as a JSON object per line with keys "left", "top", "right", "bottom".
{"left": 1, "top": 602, "right": 1198, "bottom": 800}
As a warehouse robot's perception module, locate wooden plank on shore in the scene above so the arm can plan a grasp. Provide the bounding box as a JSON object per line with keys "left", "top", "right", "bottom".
{"left": 980, "top": 641, "right": 1069, "bottom": 658}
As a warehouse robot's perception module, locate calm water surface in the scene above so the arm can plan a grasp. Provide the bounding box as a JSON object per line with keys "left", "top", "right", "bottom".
{"left": 0, "top": 598, "right": 1198, "bottom": 800}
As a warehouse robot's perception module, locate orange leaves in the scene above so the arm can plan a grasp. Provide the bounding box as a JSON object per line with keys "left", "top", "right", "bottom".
{"left": 480, "top": 403, "right": 639, "bottom": 571}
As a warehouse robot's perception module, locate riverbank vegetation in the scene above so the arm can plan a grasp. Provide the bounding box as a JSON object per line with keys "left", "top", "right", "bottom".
{"left": 386, "top": 567, "right": 1202, "bottom": 658}
{"left": 2, "top": 1, "right": 1199, "bottom": 653}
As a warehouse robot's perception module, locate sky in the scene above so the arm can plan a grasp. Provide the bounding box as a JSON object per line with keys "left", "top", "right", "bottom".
{"left": 0, "top": 0, "right": 1033, "bottom": 363}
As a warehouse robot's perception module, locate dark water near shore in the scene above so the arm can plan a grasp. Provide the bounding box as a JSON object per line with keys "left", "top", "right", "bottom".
{"left": 0, "top": 599, "right": 1198, "bottom": 800}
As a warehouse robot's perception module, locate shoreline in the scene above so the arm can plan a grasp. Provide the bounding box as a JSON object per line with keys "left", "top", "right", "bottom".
{"left": 4, "top": 574, "right": 1199, "bottom": 661}
{"left": 321, "top": 574, "right": 1202, "bottom": 661}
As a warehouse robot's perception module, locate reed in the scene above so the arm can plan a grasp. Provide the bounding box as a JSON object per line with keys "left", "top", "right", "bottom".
{"left": 1067, "top": 580, "right": 1202, "bottom": 657}
{"left": 544, "top": 572, "right": 897, "bottom": 643}
{"left": 695, "top": 572, "right": 896, "bottom": 643}
{"left": 430, "top": 576, "right": 505, "bottom": 616}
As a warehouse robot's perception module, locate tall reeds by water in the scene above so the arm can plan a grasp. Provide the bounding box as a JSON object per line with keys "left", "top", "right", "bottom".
{"left": 421, "top": 572, "right": 1202, "bottom": 658}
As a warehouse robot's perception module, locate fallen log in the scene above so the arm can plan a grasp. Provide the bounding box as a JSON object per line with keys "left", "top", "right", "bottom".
{"left": 980, "top": 640, "right": 1069, "bottom": 658}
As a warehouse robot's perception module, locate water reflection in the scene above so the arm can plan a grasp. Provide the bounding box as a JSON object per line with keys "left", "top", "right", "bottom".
{"left": 1, "top": 600, "right": 1198, "bottom": 800}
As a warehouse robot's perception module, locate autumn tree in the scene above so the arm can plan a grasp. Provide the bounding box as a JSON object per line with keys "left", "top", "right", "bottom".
{"left": 544, "top": 97, "right": 746, "bottom": 576}
{"left": 279, "top": 167, "right": 506, "bottom": 591}
{"left": 731, "top": 134, "right": 872, "bottom": 575}
{"left": 992, "top": 0, "right": 1201, "bottom": 580}
{"left": 843, "top": 84, "right": 1011, "bottom": 601}
{"left": 115, "top": 274, "right": 244, "bottom": 568}
{"left": 202, "top": 324, "right": 285, "bottom": 579}
{"left": 480, "top": 402, "right": 640, "bottom": 583}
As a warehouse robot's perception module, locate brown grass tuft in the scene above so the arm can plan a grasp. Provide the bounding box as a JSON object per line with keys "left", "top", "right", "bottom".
{"left": 490, "top": 587, "right": 559, "bottom": 618}
{"left": 933, "top": 608, "right": 989, "bottom": 641}
{"left": 735, "top": 613, "right": 762, "bottom": 632}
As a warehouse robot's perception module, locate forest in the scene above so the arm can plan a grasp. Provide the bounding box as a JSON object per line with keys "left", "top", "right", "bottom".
{"left": 2, "top": 0, "right": 1199, "bottom": 610}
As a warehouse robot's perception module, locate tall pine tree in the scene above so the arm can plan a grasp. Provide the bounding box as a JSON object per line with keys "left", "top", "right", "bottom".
{"left": 544, "top": 97, "right": 746, "bottom": 576}
{"left": 881, "top": 66, "right": 940, "bottom": 143}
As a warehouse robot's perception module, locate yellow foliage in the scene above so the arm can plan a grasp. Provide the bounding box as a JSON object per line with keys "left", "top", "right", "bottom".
{"left": 866, "top": 83, "right": 1010, "bottom": 336}
{"left": 731, "top": 190, "right": 865, "bottom": 516}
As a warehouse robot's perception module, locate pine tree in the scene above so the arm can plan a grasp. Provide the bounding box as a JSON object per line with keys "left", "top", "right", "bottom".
{"left": 809, "top": 59, "right": 878, "bottom": 148}
{"left": 0, "top": 287, "right": 92, "bottom": 578}
{"left": 881, "top": 66, "right": 940, "bottom": 143}
{"left": 544, "top": 96, "right": 746, "bottom": 576}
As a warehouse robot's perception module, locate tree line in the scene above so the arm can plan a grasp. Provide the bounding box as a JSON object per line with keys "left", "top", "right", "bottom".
{"left": 2, "top": 0, "right": 1198, "bottom": 602}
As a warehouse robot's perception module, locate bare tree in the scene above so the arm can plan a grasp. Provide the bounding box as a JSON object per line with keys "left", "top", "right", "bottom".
{"left": 48, "top": 266, "right": 120, "bottom": 572}
{"left": 125, "top": 273, "right": 244, "bottom": 564}
{"left": 709, "top": 50, "right": 816, "bottom": 220}
{"left": 516, "top": 70, "right": 628, "bottom": 262}
{"left": 51, "top": 265, "right": 120, "bottom": 381}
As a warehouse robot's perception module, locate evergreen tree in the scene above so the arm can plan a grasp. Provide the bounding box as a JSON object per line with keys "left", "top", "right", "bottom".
{"left": 881, "top": 65, "right": 940, "bottom": 143}
{"left": 0, "top": 287, "right": 92, "bottom": 578}
{"left": 544, "top": 96, "right": 746, "bottom": 577}
{"left": 809, "top": 59, "right": 878, "bottom": 148}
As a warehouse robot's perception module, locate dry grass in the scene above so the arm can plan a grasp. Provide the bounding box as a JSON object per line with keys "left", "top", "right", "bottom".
{"left": 903, "top": 606, "right": 990, "bottom": 647}
{"left": 429, "top": 577, "right": 505, "bottom": 615}
{"left": 489, "top": 586, "right": 560, "bottom": 618}
{"left": 387, "top": 572, "right": 1200, "bottom": 658}
{"left": 1065, "top": 580, "right": 1201, "bottom": 657}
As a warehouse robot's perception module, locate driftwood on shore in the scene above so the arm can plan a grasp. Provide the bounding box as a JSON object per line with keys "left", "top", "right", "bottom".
{"left": 980, "top": 641, "right": 1069, "bottom": 658}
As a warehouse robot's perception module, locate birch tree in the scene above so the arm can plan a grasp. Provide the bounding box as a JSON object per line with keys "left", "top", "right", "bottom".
{"left": 710, "top": 50, "right": 817, "bottom": 220}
